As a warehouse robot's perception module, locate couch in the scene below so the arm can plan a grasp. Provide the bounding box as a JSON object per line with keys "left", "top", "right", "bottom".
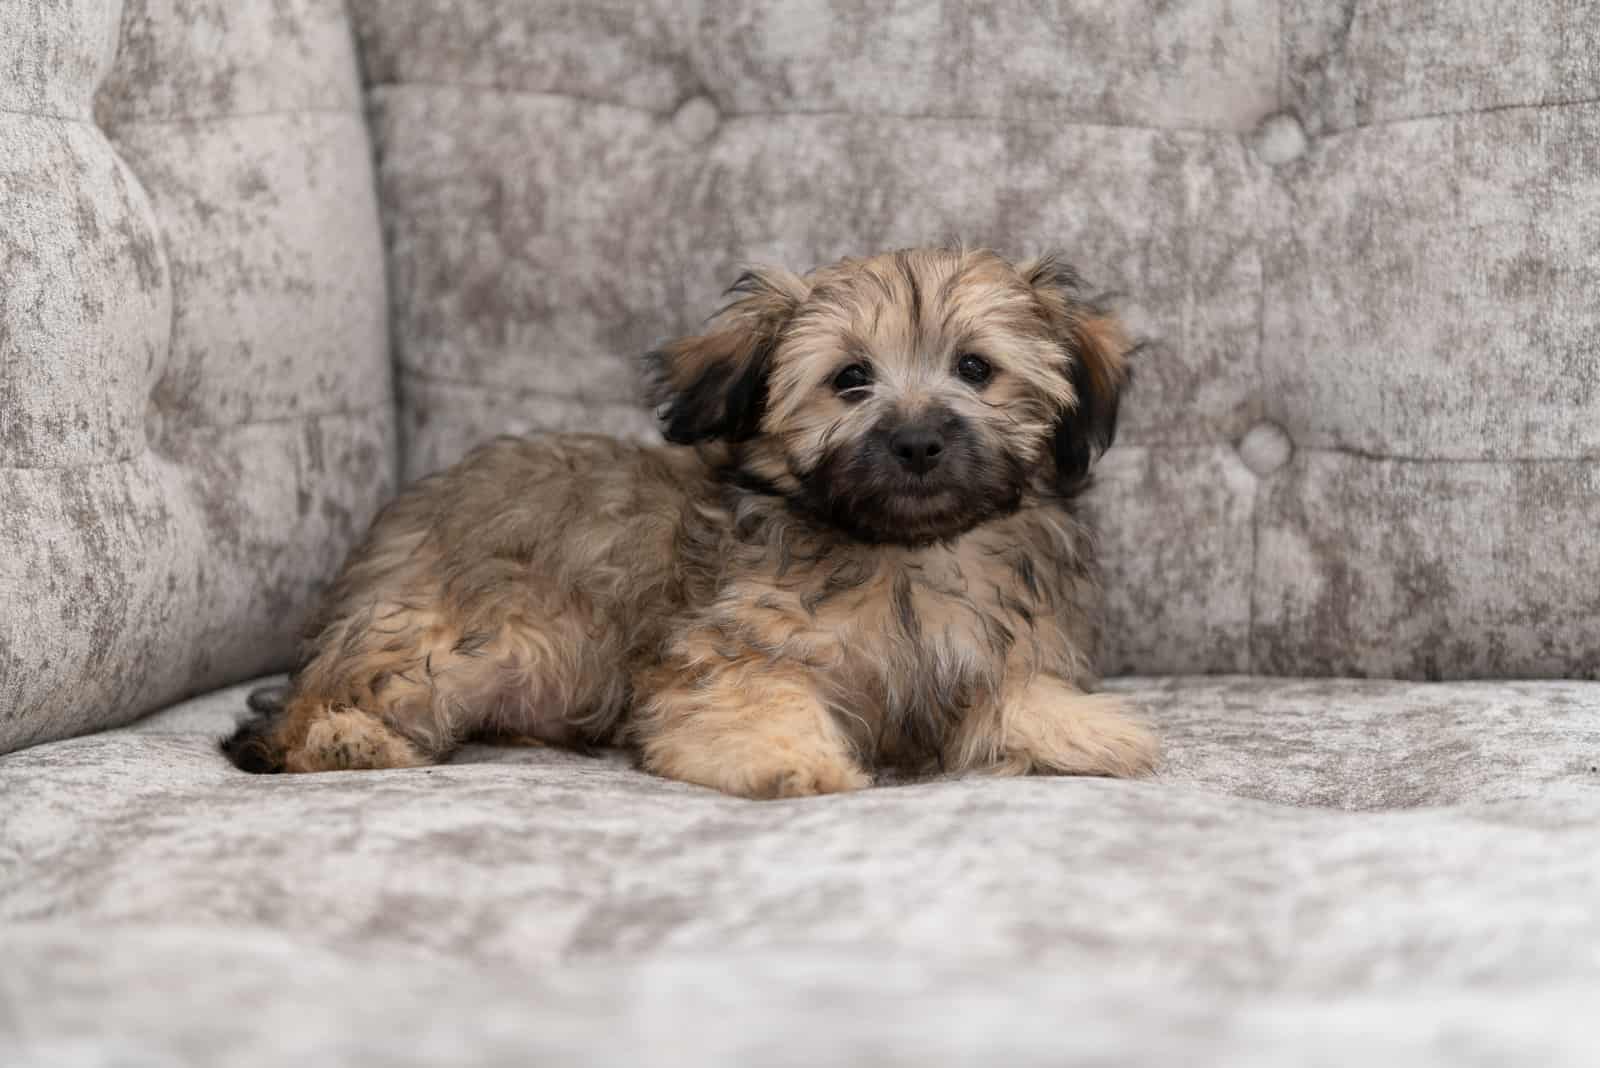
{"left": 2, "top": 1, "right": 1597, "bottom": 1064}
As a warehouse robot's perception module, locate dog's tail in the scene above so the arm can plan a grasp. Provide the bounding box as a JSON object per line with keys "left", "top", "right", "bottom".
{"left": 220, "top": 683, "right": 292, "bottom": 774}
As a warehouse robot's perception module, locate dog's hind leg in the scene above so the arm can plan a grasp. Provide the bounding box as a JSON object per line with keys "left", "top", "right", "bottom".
{"left": 224, "top": 684, "right": 407, "bottom": 775}
{"left": 222, "top": 602, "right": 457, "bottom": 773}
{"left": 221, "top": 596, "right": 614, "bottom": 774}
{"left": 225, "top": 699, "right": 429, "bottom": 774}
{"left": 220, "top": 601, "right": 488, "bottom": 774}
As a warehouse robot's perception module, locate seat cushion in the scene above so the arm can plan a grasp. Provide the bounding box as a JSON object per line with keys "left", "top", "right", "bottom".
{"left": 2, "top": 677, "right": 1597, "bottom": 1065}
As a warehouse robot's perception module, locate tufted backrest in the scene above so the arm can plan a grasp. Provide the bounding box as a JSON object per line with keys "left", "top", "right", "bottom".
{"left": 0, "top": 0, "right": 394, "bottom": 753}
{"left": 350, "top": 0, "right": 1600, "bottom": 682}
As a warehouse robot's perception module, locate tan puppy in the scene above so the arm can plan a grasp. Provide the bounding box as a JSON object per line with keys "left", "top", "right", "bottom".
{"left": 223, "top": 248, "right": 1158, "bottom": 798}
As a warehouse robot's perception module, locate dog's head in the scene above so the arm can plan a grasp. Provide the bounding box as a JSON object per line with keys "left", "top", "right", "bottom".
{"left": 648, "top": 248, "right": 1130, "bottom": 546}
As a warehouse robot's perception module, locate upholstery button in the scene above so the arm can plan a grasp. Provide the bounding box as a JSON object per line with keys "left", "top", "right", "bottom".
{"left": 1238, "top": 421, "right": 1294, "bottom": 477}
{"left": 1251, "top": 112, "right": 1308, "bottom": 165}
{"left": 671, "top": 94, "right": 721, "bottom": 144}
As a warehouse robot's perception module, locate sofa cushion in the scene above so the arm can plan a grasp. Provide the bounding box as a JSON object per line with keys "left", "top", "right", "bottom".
{"left": 350, "top": 0, "right": 1600, "bottom": 679}
{"left": 0, "top": 0, "right": 394, "bottom": 755}
{"left": 2, "top": 677, "right": 1596, "bottom": 1064}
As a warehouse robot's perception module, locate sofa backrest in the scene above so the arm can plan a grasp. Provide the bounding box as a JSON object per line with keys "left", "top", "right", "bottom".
{"left": 4, "top": 3, "right": 1597, "bottom": 757}
{"left": 0, "top": 0, "right": 393, "bottom": 753}
{"left": 352, "top": 0, "right": 1600, "bottom": 682}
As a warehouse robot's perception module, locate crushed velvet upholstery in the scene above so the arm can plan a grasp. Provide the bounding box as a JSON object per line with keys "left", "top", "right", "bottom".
{"left": 3, "top": 1, "right": 1599, "bottom": 1064}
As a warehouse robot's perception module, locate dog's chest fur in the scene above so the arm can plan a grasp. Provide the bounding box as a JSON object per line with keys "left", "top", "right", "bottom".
{"left": 680, "top": 491, "right": 1103, "bottom": 765}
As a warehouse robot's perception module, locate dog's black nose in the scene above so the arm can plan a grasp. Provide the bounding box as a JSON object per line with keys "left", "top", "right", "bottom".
{"left": 890, "top": 424, "right": 945, "bottom": 474}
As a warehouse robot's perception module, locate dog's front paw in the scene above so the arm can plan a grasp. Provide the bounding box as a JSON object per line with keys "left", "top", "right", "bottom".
{"left": 660, "top": 747, "right": 872, "bottom": 800}
{"left": 1035, "top": 693, "right": 1162, "bottom": 778}
{"left": 637, "top": 667, "right": 874, "bottom": 800}
{"left": 741, "top": 755, "right": 873, "bottom": 800}
{"left": 641, "top": 728, "right": 871, "bottom": 800}
{"left": 962, "top": 688, "right": 1161, "bottom": 779}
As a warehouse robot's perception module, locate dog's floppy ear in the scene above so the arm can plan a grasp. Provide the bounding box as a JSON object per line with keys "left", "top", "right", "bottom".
{"left": 647, "top": 266, "right": 806, "bottom": 445}
{"left": 1023, "top": 254, "right": 1132, "bottom": 492}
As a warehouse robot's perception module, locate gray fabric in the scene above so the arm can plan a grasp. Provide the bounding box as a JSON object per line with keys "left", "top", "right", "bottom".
{"left": 3, "top": 677, "right": 1599, "bottom": 1066}
{"left": 0, "top": 0, "right": 394, "bottom": 754}
{"left": 1283, "top": 1, "right": 1600, "bottom": 136}
{"left": 356, "top": 0, "right": 1600, "bottom": 678}
{"left": 349, "top": 0, "right": 1280, "bottom": 129}
{"left": 1253, "top": 455, "right": 1600, "bottom": 679}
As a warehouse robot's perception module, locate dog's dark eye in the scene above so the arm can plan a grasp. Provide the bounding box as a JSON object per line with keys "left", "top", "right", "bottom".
{"left": 832, "top": 363, "right": 872, "bottom": 397}
{"left": 956, "top": 353, "right": 993, "bottom": 386}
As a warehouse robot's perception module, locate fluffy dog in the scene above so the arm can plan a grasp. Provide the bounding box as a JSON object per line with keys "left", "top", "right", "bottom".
{"left": 223, "top": 247, "right": 1158, "bottom": 798}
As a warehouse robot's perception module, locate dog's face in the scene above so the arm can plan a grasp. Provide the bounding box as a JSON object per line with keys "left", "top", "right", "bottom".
{"left": 650, "top": 248, "right": 1129, "bottom": 546}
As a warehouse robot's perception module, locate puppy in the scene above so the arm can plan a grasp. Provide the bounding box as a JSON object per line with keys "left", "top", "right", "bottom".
{"left": 223, "top": 247, "right": 1158, "bottom": 798}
